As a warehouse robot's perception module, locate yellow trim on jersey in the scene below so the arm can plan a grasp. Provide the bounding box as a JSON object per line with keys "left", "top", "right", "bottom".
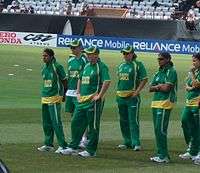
{"left": 41, "top": 96, "right": 63, "bottom": 104}
{"left": 116, "top": 90, "right": 134, "bottom": 97}
{"left": 151, "top": 100, "right": 174, "bottom": 109}
{"left": 186, "top": 96, "right": 200, "bottom": 107}
{"left": 79, "top": 93, "right": 97, "bottom": 103}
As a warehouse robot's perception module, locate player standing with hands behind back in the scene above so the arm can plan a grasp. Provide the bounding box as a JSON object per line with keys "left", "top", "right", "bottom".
{"left": 116, "top": 45, "right": 148, "bottom": 151}
{"left": 38, "top": 48, "right": 68, "bottom": 154}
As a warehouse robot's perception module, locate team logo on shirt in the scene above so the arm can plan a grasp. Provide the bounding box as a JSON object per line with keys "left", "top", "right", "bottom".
{"left": 82, "top": 76, "right": 90, "bottom": 84}
{"left": 119, "top": 73, "right": 129, "bottom": 80}
{"left": 69, "top": 71, "right": 79, "bottom": 78}
{"left": 44, "top": 80, "right": 52, "bottom": 87}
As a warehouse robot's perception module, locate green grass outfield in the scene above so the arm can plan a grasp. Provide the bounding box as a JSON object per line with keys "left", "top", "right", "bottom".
{"left": 0, "top": 45, "right": 199, "bottom": 173}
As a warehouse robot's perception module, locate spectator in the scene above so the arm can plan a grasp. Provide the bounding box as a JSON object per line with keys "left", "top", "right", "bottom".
{"left": 9, "top": 0, "right": 20, "bottom": 12}
{"left": 64, "top": 1, "right": 72, "bottom": 15}
{"left": 80, "top": 0, "right": 89, "bottom": 15}
{"left": 185, "top": 5, "right": 197, "bottom": 31}
{"left": 28, "top": 5, "right": 34, "bottom": 14}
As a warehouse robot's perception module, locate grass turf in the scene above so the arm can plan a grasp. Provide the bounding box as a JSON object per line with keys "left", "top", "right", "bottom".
{"left": 0, "top": 45, "right": 198, "bottom": 173}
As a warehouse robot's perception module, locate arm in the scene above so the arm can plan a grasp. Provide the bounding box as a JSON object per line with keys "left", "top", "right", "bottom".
{"left": 61, "top": 79, "right": 68, "bottom": 102}
{"left": 92, "top": 81, "right": 111, "bottom": 101}
{"left": 132, "top": 78, "right": 148, "bottom": 97}
{"left": 149, "top": 83, "right": 173, "bottom": 92}
{"left": 149, "top": 85, "right": 160, "bottom": 92}
{"left": 76, "top": 79, "right": 81, "bottom": 101}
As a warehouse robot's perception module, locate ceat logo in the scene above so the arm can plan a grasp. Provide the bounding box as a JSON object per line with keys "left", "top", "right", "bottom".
{"left": 23, "top": 34, "right": 54, "bottom": 46}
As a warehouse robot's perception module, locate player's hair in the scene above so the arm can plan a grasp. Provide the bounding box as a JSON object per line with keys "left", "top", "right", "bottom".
{"left": 158, "top": 52, "right": 173, "bottom": 66}
{"left": 43, "top": 48, "right": 55, "bottom": 58}
{"left": 193, "top": 53, "right": 200, "bottom": 60}
{"left": 159, "top": 52, "right": 171, "bottom": 60}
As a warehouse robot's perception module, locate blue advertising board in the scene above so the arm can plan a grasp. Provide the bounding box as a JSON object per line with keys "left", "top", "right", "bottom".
{"left": 57, "top": 35, "right": 200, "bottom": 54}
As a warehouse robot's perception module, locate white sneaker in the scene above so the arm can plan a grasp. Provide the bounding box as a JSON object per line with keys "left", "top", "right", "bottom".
{"left": 133, "top": 146, "right": 141, "bottom": 151}
{"left": 37, "top": 145, "right": 54, "bottom": 152}
{"left": 179, "top": 152, "right": 195, "bottom": 160}
{"left": 193, "top": 155, "right": 200, "bottom": 165}
{"left": 78, "top": 150, "right": 96, "bottom": 157}
{"left": 117, "top": 144, "right": 128, "bottom": 149}
{"left": 150, "top": 156, "right": 169, "bottom": 163}
{"left": 60, "top": 147, "right": 79, "bottom": 155}
{"left": 55, "top": 146, "right": 66, "bottom": 154}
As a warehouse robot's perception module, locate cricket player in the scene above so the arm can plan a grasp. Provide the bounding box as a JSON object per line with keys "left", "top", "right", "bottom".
{"left": 61, "top": 46, "right": 111, "bottom": 157}
{"left": 116, "top": 45, "right": 148, "bottom": 151}
{"left": 149, "top": 52, "right": 177, "bottom": 163}
{"left": 65, "top": 40, "right": 88, "bottom": 147}
{"left": 37, "top": 48, "right": 68, "bottom": 153}
{"left": 179, "top": 53, "right": 200, "bottom": 165}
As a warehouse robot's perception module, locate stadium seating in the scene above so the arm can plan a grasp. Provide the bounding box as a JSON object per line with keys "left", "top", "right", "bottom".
{"left": 1, "top": 0, "right": 200, "bottom": 20}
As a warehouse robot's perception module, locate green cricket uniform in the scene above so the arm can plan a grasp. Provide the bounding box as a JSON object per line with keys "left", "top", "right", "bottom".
{"left": 68, "top": 59, "right": 111, "bottom": 155}
{"left": 41, "top": 58, "right": 67, "bottom": 148}
{"left": 65, "top": 53, "right": 87, "bottom": 113}
{"left": 116, "top": 59, "right": 147, "bottom": 147}
{"left": 151, "top": 64, "right": 177, "bottom": 159}
{"left": 181, "top": 69, "right": 200, "bottom": 156}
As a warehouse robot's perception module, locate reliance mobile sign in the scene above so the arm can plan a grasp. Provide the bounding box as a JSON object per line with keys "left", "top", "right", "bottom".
{"left": 57, "top": 35, "right": 200, "bottom": 54}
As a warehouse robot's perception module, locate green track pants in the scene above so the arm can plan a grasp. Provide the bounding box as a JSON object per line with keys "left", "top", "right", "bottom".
{"left": 181, "top": 106, "right": 200, "bottom": 155}
{"left": 42, "top": 103, "right": 67, "bottom": 148}
{"left": 152, "top": 108, "right": 171, "bottom": 159}
{"left": 118, "top": 96, "right": 140, "bottom": 147}
{"left": 69, "top": 100, "right": 104, "bottom": 155}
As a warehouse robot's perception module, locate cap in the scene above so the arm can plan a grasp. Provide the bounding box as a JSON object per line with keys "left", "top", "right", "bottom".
{"left": 121, "top": 45, "right": 135, "bottom": 54}
{"left": 84, "top": 46, "right": 100, "bottom": 54}
{"left": 69, "top": 40, "right": 82, "bottom": 48}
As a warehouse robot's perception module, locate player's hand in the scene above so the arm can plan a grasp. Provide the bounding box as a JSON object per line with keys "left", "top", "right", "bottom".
{"left": 192, "top": 80, "right": 200, "bottom": 88}
{"left": 185, "top": 85, "right": 193, "bottom": 91}
{"left": 131, "top": 91, "right": 139, "bottom": 97}
{"left": 77, "top": 93, "right": 81, "bottom": 102}
{"left": 92, "top": 94, "right": 101, "bottom": 101}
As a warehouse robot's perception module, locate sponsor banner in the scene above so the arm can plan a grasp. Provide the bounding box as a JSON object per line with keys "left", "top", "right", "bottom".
{"left": 57, "top": 35, "right": 200, "bottom": 54}
{"left": 0, "top": 31, "right": 57, "bottom": 47}
{"left": 0, "top": 31, "right": 22, "bottom": 45}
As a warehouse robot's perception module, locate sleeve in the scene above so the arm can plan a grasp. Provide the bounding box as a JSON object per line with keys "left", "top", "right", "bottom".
{"left": 165, "top": 69, "right": 177, "bottom": 85}
{"left": 56, "top": 64, "right": 67, "bottom": 80}
{"left": 150, "top": 73, "right": 158, "bottom": 86}
{"left": 100, "top": 64, "right": 111, "bottom": 82}
{"left": 137, "top": 62, "right": 148, "bottom": 81}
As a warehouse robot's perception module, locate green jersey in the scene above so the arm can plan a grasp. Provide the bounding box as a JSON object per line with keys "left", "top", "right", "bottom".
{"left": 117, "top": 60, "right": 147, "bottom": 97}
{"left": 185, "top": 69, "right": 200, "bottom": 107}
{"left": 67, "top": 53, "right": 87, "bottom": 90}
{"left": 151, "top": 64, "right": 177, "bottom": 109}
{"left": 78, "top": 59, "right": 111, "bottom": 106}
{"left": 41, "top": 58, "right": 67, "bottom": 104}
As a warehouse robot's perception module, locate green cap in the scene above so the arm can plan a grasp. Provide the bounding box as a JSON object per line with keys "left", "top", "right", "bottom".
{"left": 84, "top": 46, "right": 100, "bottom": 54}
{"left": 69, "top": 40, "right": 82, "bottom": 47}
{"left": 121, "top": 45, "right": 135, "bottom": 53}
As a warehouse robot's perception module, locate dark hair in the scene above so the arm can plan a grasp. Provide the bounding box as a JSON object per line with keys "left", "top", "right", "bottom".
{"left": 158, "top": 52, "right": 173, "bottom": 66}
{"left": 43, "top": 48, "right": 54, "bottom": 57}
{"left": 193, "top": 53, "right": 200, "bottom": 60}
{"left": 159, "top": 52, "right": 171, "bottom": 60}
